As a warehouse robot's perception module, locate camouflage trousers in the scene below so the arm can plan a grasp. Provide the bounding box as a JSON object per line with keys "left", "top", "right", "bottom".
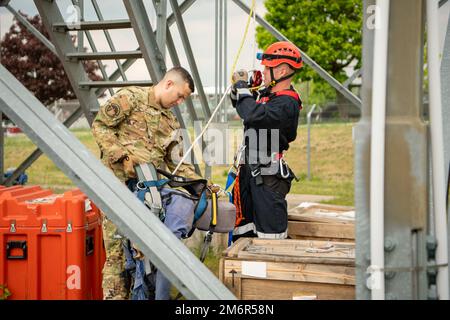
{"left": 101, "top": 214, "right": 130, "bottom": 300}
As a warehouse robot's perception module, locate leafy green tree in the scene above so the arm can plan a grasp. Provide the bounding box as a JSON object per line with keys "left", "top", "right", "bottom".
{"left": 256, "top": 0, "right": 363, "bottom": 114}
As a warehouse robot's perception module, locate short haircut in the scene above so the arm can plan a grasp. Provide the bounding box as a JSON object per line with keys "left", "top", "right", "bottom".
{"left": 167, "top": 66, "right": 195, "bottom": 93}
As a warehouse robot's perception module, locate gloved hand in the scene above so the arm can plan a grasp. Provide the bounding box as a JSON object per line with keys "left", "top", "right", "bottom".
{"left": 208, "top": 183, "right": 221, "bottom": 194}
{"left": 232, "top": 69, "right": 248, "bottom": 84}
{"left": 132, "top": 243, "right": 145, "bottom": 260}
{"left": 123, "top": 155, "right": 139, "bottom": 178}
{"left": 231, "top": 70, "right": 250, "bottom": 104}
{"left": 230, "top": 86, "right": 238, "bottom": 102}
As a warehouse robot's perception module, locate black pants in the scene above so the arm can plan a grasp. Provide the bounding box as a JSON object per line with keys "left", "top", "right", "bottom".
{"left": 233, "top": 164, "right": 293, "bottom": 240}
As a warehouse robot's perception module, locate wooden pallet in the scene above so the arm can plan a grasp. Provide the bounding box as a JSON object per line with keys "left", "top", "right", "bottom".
{"left": 220, "top": 238, "right": 355, "bottom": 300}
{"left": 288, "top": 203, "right": 355, "bottom": 242}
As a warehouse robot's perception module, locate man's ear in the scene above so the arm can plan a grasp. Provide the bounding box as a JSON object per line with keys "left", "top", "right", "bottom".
{"left": 281, "top": 65, "right": 290, "bottom": 77}
{"left": 165, "top": 79, "right": 174, "bottom": 89}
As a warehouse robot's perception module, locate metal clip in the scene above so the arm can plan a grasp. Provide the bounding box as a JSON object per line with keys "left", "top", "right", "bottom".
{"left": 41, "top": 219, "right": 48, "bottom": 233}
{"left": 10, "top": 220, "right": 16, "bottom": 233}
{"left": 136, "top": 180, "right": 146, "bottom": 190}
{"left": 233, "top": 144, "right": 246, "bottom": 169}
{"left": 279, "top": 159, "right": 290, "bottom": 179}
{"left": 251, "top": 167, "right": 261, "bottom": 177}
{"left": 67, "top": 221, "right": 73, "bottom": 233}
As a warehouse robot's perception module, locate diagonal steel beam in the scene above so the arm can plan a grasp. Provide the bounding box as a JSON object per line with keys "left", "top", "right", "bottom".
{"left": 123, "top": 0, "right": 166, "bottom": 80}
{"left": 155, "top": 0, "right": 168, "bottom": 62}
{"left": 0, "top": 64, "right": 235, "bottom": 300}
{"left": 232, "top": 0, "right": 362, "bottom": 109}
{"left": 34, "top": 0, "right": 98, "bottom": 124}
{"left": 166, "top": 27, "right": 198, "bottom": 122}
{"left": 6, "top": 4, "right": 57, "bottom": 55}
{"left": 91, "top": 0, "right": 128, "bottom": 81}
{"left": 169, "top": 0, "right": 212, "bottom": 119}
{"left": 343, "top": 68, "right": 363, "bottom": 88}
{"left": 82, "top": 30, "right": 115, "bottom": 96}
{"left": 2, "top": 107, "right": 84, "bottom": 186}
{"left": 166, "top": 22, "right": 205, "bottom": 171}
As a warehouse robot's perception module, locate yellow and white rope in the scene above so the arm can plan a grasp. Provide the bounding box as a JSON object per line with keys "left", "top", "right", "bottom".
{"left": 173, "top": 0, "right": 257, "bottom": 175}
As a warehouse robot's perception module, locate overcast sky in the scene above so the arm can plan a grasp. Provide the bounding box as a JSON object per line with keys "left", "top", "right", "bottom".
{"left": 0, "top": 0, "right": 267, "bottom": 91}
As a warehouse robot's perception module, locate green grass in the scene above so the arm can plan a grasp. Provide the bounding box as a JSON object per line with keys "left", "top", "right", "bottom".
{"left": 286, "top": 123, "right": 354, "bottom": 205}
{"left": 3, "top": 122, "right": 354, "bottom": 205}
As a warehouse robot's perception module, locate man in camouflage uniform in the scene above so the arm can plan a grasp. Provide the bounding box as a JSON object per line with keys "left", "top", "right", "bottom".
{"left": 92, "top": 67, "right": 200, "bottom": 300}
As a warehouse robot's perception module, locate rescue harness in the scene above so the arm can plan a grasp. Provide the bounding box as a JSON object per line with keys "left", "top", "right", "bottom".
{"left": 226, "top": 89, "right": 301, "bottom": 234}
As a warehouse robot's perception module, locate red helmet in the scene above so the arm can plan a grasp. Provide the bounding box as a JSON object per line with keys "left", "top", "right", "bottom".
{"left": 258, "top": 41, "right": 303, "bottom": 70}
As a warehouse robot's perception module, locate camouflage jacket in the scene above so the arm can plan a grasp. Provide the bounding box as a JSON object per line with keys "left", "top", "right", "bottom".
{"left": 92, "top": 86, "right": 199, "bottom": 182}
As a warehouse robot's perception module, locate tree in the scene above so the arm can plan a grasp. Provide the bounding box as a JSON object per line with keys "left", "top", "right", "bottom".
{"left": 0, "top": 12, "right": 102, "bottom": 107}
{"left": 256, "top": 0, "right": 362, "bottom": 115}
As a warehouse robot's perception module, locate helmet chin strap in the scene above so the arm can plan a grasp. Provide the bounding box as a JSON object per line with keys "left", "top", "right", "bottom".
{"left": 268, "top": 67, "right": 297, "bottom": 90}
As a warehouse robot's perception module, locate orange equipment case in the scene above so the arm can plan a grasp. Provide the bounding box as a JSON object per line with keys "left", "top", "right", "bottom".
{"left": 0, "top": 186, "right": 105, "bottom": 300}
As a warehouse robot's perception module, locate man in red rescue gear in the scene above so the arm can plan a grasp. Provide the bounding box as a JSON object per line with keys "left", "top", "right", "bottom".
{"left": 230, "top": 41, "right": 303, "bottom": 240}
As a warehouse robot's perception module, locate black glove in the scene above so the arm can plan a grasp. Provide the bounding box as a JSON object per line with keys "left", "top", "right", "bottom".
{"left": 230, "top": 80, "right": 249, "bottom": 104}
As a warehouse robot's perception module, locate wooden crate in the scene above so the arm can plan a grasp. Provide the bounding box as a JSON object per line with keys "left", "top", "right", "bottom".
{"left": 220, "top": 238, "right": 355, "bottom": 300}
{"left": 288, "top": 203, "right": 355, "bottom": 242}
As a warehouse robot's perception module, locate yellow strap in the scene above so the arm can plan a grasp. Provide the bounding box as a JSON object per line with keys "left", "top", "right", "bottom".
{"left": 211, "top": 191, "right": 218, "bottom": 226}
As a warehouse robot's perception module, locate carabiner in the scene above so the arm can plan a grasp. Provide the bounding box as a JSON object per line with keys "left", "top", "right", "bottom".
{"left": 136, "top": 180, "right": 146, "bottom": 190}
{"left": 279, "top": 159, "right": 290, "bottom": 179}
{"left": 233, "top": 144, "right": 246, "bottom": 169}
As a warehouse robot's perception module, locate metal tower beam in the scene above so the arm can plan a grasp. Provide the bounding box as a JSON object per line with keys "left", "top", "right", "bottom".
{"left": 355, "top": 0, "right": 375, "bottom": 300}
{"left": 90, "top": 0, "right": 128, "bottom": 82}
{"left": 33, "top": 0, "right": 98, "bottom": 125}
{"left": 6, "top": 4, "right": 56, "bottom": 55}
{"left": 442, "top": 0, "right": 450, "bottom": 288}
{"left": 169, "top": 0, "right": 212, "bottom": 119}
{"left": 2, "top": 107, "right": 84, "bottom": 187}
{"left": 343, "top": 68, "right": 363, "bottom": 88}
{"left": 356, "top": 0, "right": 428, "bottom": 300}
{"left": 166, "top": 27, "right": 198, "bottom": 122}
{"left": 155, "top": 0, "right": 168, "bottom": 62}
{"left": 0, "top": 64, "right": 235, "bottom": 300}
{"left": 231, "top": 0, "right": 362, "bottom": 109}
{"left": 123, "top": 0, "right": 166, "bottom": 80}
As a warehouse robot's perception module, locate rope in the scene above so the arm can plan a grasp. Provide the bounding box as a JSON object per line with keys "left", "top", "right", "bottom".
{"left": 251, "top": 5, "right": 257, "bottom": 70}
{"left": 172, "top": 85, "right": 232, "bottom": 175}
{"left": 172, "top": 0, "right": 257, "bottom": 175}
{"left": 229, "top": 0, "right": 256, "bottom": 83}
{"left": 233, "top": 170, "right": 243, "bottom": 226}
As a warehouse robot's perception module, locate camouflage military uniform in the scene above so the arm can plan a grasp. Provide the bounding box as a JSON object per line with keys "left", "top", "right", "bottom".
{"left": 92, "top": 86, "right": 199, "bottom": 300}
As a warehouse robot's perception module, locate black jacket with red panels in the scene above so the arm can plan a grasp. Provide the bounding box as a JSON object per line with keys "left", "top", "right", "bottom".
{"left": 231, "top": 81, "right": 302, "bottom": 163}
